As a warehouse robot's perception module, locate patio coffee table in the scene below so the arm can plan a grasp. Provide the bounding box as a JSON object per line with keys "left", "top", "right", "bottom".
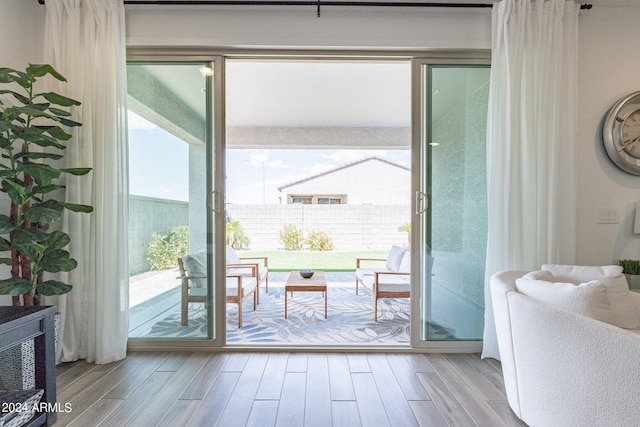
{"left": 285, "top": 271, "right": 327, "bottom": 319}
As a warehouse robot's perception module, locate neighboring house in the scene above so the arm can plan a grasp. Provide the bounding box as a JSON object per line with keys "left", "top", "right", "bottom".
{"left": 278, "top": 157, "right": 410, "bottom": 205}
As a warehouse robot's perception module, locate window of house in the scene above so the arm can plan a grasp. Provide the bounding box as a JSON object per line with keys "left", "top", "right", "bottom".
{"left": 318, "top": 197, "right": 342, "bottom": 204}
{"left": 292, "top": 197, "right": 312, "bottom": 204}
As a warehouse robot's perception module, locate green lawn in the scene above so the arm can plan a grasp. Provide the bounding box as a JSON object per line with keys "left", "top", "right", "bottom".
{"left": 237, "top": 249, "right": 388, "bottom": 271}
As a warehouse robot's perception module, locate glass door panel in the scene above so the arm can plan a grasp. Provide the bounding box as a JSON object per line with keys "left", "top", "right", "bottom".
{"left": 127, "top": 62, "right": 218, "bottom": 340}
{"left": 414, "top": 62, "right": 490, "bottom": 343}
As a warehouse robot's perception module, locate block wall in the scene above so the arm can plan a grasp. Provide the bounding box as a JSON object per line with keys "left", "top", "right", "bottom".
{"left": 129, "top": 195, "right": 188, "bottom": 275}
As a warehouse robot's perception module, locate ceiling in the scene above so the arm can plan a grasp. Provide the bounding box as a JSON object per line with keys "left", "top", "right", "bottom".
{"left": 135, "top": 59, "right": 489, "bottom": 134}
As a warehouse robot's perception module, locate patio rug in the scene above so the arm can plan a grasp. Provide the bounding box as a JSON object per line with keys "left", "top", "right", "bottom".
{"left": 143, "top": 285, "right": 455, "bottom": 344}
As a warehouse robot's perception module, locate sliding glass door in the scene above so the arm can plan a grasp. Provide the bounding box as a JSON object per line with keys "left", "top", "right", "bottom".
{"left": 412, "top": 59, "right": 491, "bottom": 347}
{"left": 127, "top": 59, "right": 225, "bottom": 344}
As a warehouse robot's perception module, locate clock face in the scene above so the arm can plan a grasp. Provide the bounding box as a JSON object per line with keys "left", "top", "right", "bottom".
{"left": 621, "top": 110, "right": 640, "bottom": 159}
{"left": 603, "top": 91, "right": 640, "bottom": 175}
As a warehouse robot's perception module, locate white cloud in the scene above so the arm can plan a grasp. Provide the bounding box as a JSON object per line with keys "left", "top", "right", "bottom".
{"left": 247, "top": 150, "right": 288, "bottom": 169}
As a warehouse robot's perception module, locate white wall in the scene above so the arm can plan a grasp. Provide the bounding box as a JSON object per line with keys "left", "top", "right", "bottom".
{"left": 125, "top": 6, "right": 491, "bottom": 49}
{"left": 577, "top": 6, "right": 640, "bottom": 265}
{"left": 0, "top": 1, "right": 45, "bottom": 70}
{"left": 0, "top": 1, "right": 45, "bottom": 305}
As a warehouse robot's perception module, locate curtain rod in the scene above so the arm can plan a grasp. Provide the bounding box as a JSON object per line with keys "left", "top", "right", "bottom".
{"left": 37, "top": 0, "right": 594, "bottom": 16}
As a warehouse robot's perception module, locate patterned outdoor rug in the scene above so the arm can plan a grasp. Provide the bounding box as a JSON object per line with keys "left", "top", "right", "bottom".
{"left": 144, "top": 286, "right": 422, "bottom": 344}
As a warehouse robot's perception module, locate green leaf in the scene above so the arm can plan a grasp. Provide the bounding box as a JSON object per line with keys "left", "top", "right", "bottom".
{"left": 47, "top": 107, "right": 72, "bottom": 118}
{"left": 27, "top": 64, "right": 67, "bottom": 81}
{"left": 0, "top": 214, "right": 14, "bottom": 234}
{"left": 40, "top": 92, "right": 80, "bottom": 107}
{"left": 31, "top": 184, "right": 65, "bottom": 195}
{"left": 0, "top": 89, "right": 29, "bottom": 105}
{"left": 37, "top": 280, "right": 73, "bottom": 296}
{"left": 16, "top": 152, "right": 64, "bottom": 161}
{"left": 41, "top": 125, "right": 72, "bottom": 141}
{"left": 12, "top": 227, "right": 50, "bottom": 244}
{"left": 17, "top": 163, "right": 61, "bottom": 186}
{"left": 11, "top": 229, "right": 46, "bottom": 262}
{"left": 62, "top": 203, "right": 93, "bottom": 213}
{"left": 24, "top": 200, "right": 64, "bottom": 224}
{"left": 0, "top": 121, "right": 12, "bottom": 133}
{"left": 26, "top": 135, "right": 66, "bottom": 150}
{"left": 0, "top": 70, "right": 30, "bottom": 88}
{"left": 16, "top": 105, "right": 51, "bottom": 118}
{"left": 45, "top": 230, "right": 70, "bottom": 250}
{"left": 0, "top": 238, "right": 11, "bottom": 251}
{"left": 0, "top": 278, "right": 32, "bottom": 295}
{"left": 40, "top": 249, "right": 77, "bottom": 273}
{"left": 57, "top": 117, "right": 82, "bottom": 128}
{"left": 0, "top": 67, "right": 22, "bottom": 83}
{"left": 61, "top": 168, "right": 91, "bottom": 176}
{"left": 2, "top": 178, "right": 28, "bottom": 205}
{"left": 0, "top": 257, "right": 12, "bottom": 265}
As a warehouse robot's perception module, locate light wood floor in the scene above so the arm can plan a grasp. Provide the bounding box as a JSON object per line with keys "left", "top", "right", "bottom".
{"left": 55, "top": 352, "right": 526, "bottom": 427}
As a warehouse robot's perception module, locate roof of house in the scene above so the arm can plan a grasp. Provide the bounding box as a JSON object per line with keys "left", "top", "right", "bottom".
{"left": 277, "top": 156, "right": 410, "bottom": 191}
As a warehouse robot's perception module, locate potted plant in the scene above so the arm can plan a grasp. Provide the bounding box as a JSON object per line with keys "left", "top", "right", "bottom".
{"left": 618, "top": 259, "right": 640, "bottom": 290}
{"left": 0, "top": 64, "right": 92, "bottom": 306}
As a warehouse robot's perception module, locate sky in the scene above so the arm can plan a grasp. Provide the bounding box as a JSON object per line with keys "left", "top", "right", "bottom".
{"left": 128, "top": 61, "right": 412, "bottom": 203}
{"left": 128, "top": 111, "right": 410, "bottom": 203}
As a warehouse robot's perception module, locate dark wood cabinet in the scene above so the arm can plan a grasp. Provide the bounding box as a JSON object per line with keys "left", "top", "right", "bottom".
{"left": 0, "top": 306, "right": 57, "bottom": 426}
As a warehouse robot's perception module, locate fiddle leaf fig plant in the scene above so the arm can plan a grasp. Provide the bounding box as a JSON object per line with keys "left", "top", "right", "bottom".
{"left": 0, "top": 64, "right": 93, "bottom": 306}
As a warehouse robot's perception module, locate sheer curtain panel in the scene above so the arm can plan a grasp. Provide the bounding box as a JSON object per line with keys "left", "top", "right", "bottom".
{"left": 44, "top": 0, "right": 129, "bottom": 364}
{"left": 482, "top": 0, "right": 579, "bottom": 360}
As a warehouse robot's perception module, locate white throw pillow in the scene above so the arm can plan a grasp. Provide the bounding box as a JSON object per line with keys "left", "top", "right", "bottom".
{"left": 542, "top": 264, "right": 640, "bottom": 329}
{"left": 522, "top": 270, "right": 555, "bottom": 281}
{"left": 515, "top": 278, "right": 615, "bottom": 325}
{"left": 399, "top": 251, "right": 411, "bottom": 273}
{"left": 182, "top": 251, "right": 207, "bottom": 288}
{"left": 226, "top": 245, "right": 242, "bottom": 265}
{"left": 386, "top": 245, "right": 406, "bottom": 272}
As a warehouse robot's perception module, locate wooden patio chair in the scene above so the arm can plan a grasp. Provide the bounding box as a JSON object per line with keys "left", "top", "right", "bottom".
{"left": 226, "top": 245, "right": 269, "bottom": 303}
{"left": 178, "top": 252, "right": 258, "bottom": 328}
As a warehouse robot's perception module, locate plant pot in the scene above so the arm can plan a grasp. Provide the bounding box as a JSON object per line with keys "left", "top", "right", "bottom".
{"left": 624, "top": 274, "right": 640, "bottom": 290}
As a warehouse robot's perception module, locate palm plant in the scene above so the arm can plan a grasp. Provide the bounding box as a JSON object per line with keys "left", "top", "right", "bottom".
{"left": 398, "top": 222, "right": 411, "bottom": 245}
{"left": 0, "top": 64, "right": 93, "bottom": 306}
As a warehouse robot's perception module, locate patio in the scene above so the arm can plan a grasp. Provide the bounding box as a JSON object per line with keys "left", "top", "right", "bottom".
{"left": 128, "top": 269, "right": 433, "bottom": 345}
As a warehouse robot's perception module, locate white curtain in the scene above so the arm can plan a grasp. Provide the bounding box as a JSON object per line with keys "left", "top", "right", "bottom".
{"left": 44, "top": 0, "right": 129, "bottom": 364}
{"left": 482, "top": 0, "right": 579, "bottom": 360}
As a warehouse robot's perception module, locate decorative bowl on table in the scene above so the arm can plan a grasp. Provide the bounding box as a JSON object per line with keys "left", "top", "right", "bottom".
{"left": 300, "top": 270, "right": 314, "bottom": 278}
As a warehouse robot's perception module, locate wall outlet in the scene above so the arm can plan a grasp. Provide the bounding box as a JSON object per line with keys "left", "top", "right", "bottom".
{"left": 598, "top": 208, "right": 619, "bottom": 224}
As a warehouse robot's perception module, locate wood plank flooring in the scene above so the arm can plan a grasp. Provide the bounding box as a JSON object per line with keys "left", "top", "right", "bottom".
{"left": 55, "top": 352, "right": 526, "bottom": 427}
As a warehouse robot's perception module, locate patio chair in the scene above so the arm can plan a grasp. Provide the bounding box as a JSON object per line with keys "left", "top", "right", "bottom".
{"left": 178, "top": 251, "right": 258, "bottom": 328}
{"left": 355, "top": 245, "right": 411, "bottom": 321}
{"left": 226, "top": 245, "right": 269, "bottom": 303}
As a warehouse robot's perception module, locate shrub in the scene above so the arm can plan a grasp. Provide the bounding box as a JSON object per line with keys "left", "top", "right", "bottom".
{"left": 279, "top": 224, "right": 304, "bottom": 250}
{"left": 226, "top": 219, "right": 250, "bottom": 249}
{"left": 146, "top": 225, "right": 189, "bottom": 270}
{"left": 306, "top": 230, "right": 334, "bottom": 251}
{"left": 619, "top": 259, "right": 640, "bottom": 275}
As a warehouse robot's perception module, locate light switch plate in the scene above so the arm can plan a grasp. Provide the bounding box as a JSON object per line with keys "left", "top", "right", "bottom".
{"left": 598, "top": 208, "right": 619, "bottom": 224}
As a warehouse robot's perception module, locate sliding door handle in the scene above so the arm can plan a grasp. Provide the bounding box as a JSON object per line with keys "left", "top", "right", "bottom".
{"left": 415, "top": 191, "right": 428, "bottom": 214}
{"left": 208, "top": 190, "right": 221, "bottom": 213}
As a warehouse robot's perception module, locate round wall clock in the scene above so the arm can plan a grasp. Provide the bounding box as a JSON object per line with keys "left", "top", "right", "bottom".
{"left": 603, "top": 91, "right": 640, "bottom": 175}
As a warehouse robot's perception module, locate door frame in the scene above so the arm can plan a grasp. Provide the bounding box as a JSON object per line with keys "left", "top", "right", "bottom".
{"left": 410, "top": 56, "right": 491, "bottom": 351}
{"left": 127, "top": 48, "right": 490, "bottom": 352}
